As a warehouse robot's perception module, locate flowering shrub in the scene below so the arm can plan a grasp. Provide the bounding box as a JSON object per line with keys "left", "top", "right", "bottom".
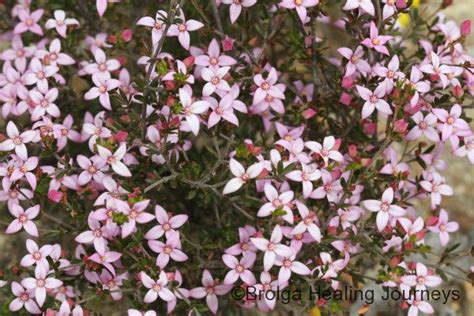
{"left": 0, "top": 0, "right": 472, "bottom": 315}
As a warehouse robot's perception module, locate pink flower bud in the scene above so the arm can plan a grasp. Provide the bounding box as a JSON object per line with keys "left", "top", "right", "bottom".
{"left": 334, "top": 138, "right": 342, "bottom": 151}
{"left": 48, "top": 190, "right": 63, "bottom": 203}
{"left": 363, "top": 122, "right": 376, "bottom": 135}
{"left": 341, "top": 76, "right": 353, "bottom": 89}
{"left": 115, "top": 131, "right": 129, "bottom": 142}
{"left": 121, "top": 29, "right": 133, "bottom": 42}
{"left": 339, "top": 92, "right": 352, "bottom": 106}
{"left": 107, "top": 34, "right": 117, "bottom": 44}
{"left": 425, "top": 216, "right": 439, "bottom": 226}
{"left": 221, "top": 36, "right": 235, "bottom": 52}
{"left": 453, "top": 85, "right": 464, "bottom": 98}
{"left": 461, "top": 20, "right": 471, "bottom": 37}
{"left": 394, "top": 119, "right": 408, "bottom": 134}
{"left": 348, "top": 144, "right": 358, "bottom": 158}
{"left": 302, "top": 108, "right": 317, "bottom": 119}
{"left": 183, "top": 56, "right": 195, "bottom": 68}
{"left": 396, "top": 0, "right": 407, "bottom": 9}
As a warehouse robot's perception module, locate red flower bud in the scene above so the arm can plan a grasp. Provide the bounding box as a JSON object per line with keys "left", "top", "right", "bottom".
{"left": 341, "top": 76, "right": 354, "bottom": 89}
{"left": 348, "top": 144, "right": 358, "bottom": 158}
{"left": 183, "top": 56, "right": 195, "bottom": 68}
{"left": 363, "top": 122, "right": 376, "bottom": 135}
{"left": 107, "top": 34, "right": 117, "bottom": 44}
{"left": 396, "top": 0, "right": 407, "bottom": 9}
{"left": 302, "top": 108, "right": 317, "bottom": 119}
{"left": 453, "top": 85, "right": 464, "bottom": 98}
{"left": 394, "top": 119, "right": 408, "bottom": 134}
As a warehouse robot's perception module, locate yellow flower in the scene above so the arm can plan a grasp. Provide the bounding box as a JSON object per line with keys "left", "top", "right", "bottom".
{"left": 309, "top": 307, "right": 321, "bottom": 316}
{"left": 398, "top": 0, "right": 421, "bottom": 28}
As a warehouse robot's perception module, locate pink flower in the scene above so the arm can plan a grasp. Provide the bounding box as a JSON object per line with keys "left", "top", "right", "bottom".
{"left": 190, "top": 269, "right": 232, "bottom": 314}
{"left": 5, "top": 204, "right": 39, "bottom": 236}
{"left": 317, "top": 252, "right": 348, "bottom": 280}
{"left": 225, "top": 227, "right": 258, "bottom": 256}
{"left": 432, "top": 104, "right": 470, "bottom": 142}
{"left": 137, "top": 11, "right": 167, "bottom": 45}
{"left": 88, "top": 240, "right": 122, "bottom": 275}
{"left": 406, "top": 293, "right": 434, "bottom": 316}
{"left": 291, "top": 201, "right": 321, "bottom": 242}
{"left": 401, "top": 263, "right": 442, "bottom": 292}
{"left": 201, "top": 66, "right": 232, "bottom": 96}
{"left": 257, "top": 183, "right": 294, "bottom": 223}
{"left": 1, "top": 36, "right": 34, "bottom": 70}
{"left": 427, "top": 209, "right": 459, "bottom": 246}
{"left": 168, "top": 12, "right": 204, "bottom": 50}
{"left": 381, "top": 0, "right": 398, "bottom": 20}
{"left": 405, "top": 112, "right": 439, "bottom": 142}
{"left": 420, "top": 172, "right": 453, "bottom": 209}
{"left": 83, "top": 48, "right": 120, "bottom": 77}
{"left": 222, "top": 253, "right": 256, "bottom": 285}
{"left": 22, "top": 264, "right": 63, "bottom": 307}
{"left": 140, "top": 271, "right": 175, "bottom": 303}
{"left": 453, "top": 136, "right": 474, "bottom": 164}
{"left": 179, "top": 87, "right": 210, "bottom": 135}
{"left": 145, "top": 205, "right": 188, "bottom": 240}
{"left": 119, "top": 199, "right": 154, "bottom": 238}
{"left": 343, "top": 0, "right": 375, "bottom": 16}
{"left": 9, "top": 157, "right": 38, "bottom": 190}
{"left": 361, "top": 22, "right": 393, "bottom": 55}
{"left": 24, "top": 58, "right": 59, "bottom": 92}
{"left": 85, "top": 73, "right": 121, "bottom": 110}
{"left": 373, "top": 55, "right": 402, "bottom": 93}
{"left": 221, "top": 36, "right": 235, "bottom": 52}
{"left": 310, "top": 169, "right": 343, "bottom": 202}
{"left": 36, "top": 39, "right": 76, "bottom": 66}
{"left": 222, "top": 159, "right": 263, "bottom": 194}
{"left": 253, "top": 67, "right": 285, "bottom": 105}
{"left": 0, "top": 121, "right": 37, "bottom": 160}
{"left": 275, "top": 251, "right": 311, "bottom": 284}
{"left": 222, "top": 0, "right": 257, "bottom": 24}
{"left": 338, "top": 46, "right": 371, "bottom": 77}
{"left": 279, "top": 0, "right": 319, "bottom": 24}
{"left": 77, "top": 155, "right": 106, "bottom": 185}
{"left": 305, "top": 136, "right": 344, "bottom": 166}
{"left": 29, "top": 88, "right": 60, "bottom": 121}
{"left": 9, "top": 281, "right": 41, "bottom": 314}
{"left": 45, "top": 10, "right": 79, "bottom": 38}
{"left": 405, "top": 66, "right": 430, "bottom": 106}
{"left": 207, "top": 94, "right": 239, "bottom": 128}
{"left": 74, "top": 218, "right": 109, "bottom": 250}
{"left": 20, "top": 239, "right": 53, "bottom": 269}
{"left": 14, "top": 9, "right": 44, "bottom": 35}
{"left": 362, "top": 187, "right": 406, "bottom": 231}
{"left": 97, "top": 143, "right": 132, "bottom": 177}
{"left": 356, "top": 83, "right": 392, "bottom": 119}
{"left": 148, "top": 231, "right": 188, "bottom": 268}
{"left": 286, "top": 163, "right": 321, "bottom": 198}
{"left": 195, "top": 38, "right": 237, "bottom": 68}
{"left": 251, "top": 225, "right": 293, "bottom": 271}
{"left": 419, "top": 52, "right": 452, "bottom": 88}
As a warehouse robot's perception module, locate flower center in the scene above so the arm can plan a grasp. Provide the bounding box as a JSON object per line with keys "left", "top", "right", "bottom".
{"left": 294, "top": 0, "right": 303, "bottom": 5}
{"left": 163, "top": 222, "right": 171, "bottom": 231}
{"left": 13, "top": 136, "right": 23, "bottom": 145}
{"left": 321, "top": 149, "right": 329, "bottom": 156}
{"left": 99, "top": 85, "right": 108, "bottom": 93}
{"left": 88, "top": 166, "right": 97, "bottom": 174}
{"left": 37, "top": 71, "right": 45, "bottom": 79}
{"left": 419, "top": 121, "right": 427, "bottom": 130}
{"left": 19, "top": 214, "right": 28, "bottom": 223}
{"left": 267, "top": 242, "right": 276, "bottom": 251}
{"left": 304, "top": 216, "right": 313, "bottom": 225}
{"left": 369, "top": 95, "right": 378, "bottom": 103}
{"left": 241, "top": 173, "right": 250, "bottom": 182}
{"left": 240, "top": 242, "right": 249, "bottom": 251}
{"left": 164, "top": 246, "right": 172, "bottom": 254}
{"left": 16, "top": 49, "right": 25, "bottom": 57}
{"left": 152, "top": 283, "right": 161, "bottom": 291}
{"left": 381, "top": 202, "right": 390, "bottom": 212}
{"left": 261, "top": 82, "right": 270, "bottom": 90}
{"left": 446, "top": 116, "right": 455, "bottom": 125}
{"left": 178, "top": 24, "right": 186, "bottom": 32}
{"left": 93, "top": 228, "right": 102, "bottom": 237}
{"left": 372, "top": 38, "right": 380, "bottom": 46}
{"left": 99, "top": 63, "right": 107, "bottom": 71}
{"left": 283, "top": 259, "right": 292, "bottom": 268}
{"left": 324, "top": 184, "right": 332, "bottom": 192}
{"left": 40, "top": 100, "right": 48, "bottom": 107}
{"left": 387, "top": 70, "right": 395, "bottom": 78}
{"left": 155, "top": 22, "right": 162, "bottom": 29}
{"left": 25, "top": 18, "right": 34, "bottom": 26}
{"left": 20, "top": 292, "right": 29, "bottom": 301}
{"left": 207, "top": 286, "right": 214, "bottom": 294}
{"left": 33, "top": 251, "right": 42, "bottom": 260}
{"left": 416, "top": 276, "right": 425, "bottom": 285}
{"left": 9, "top": 190, "right": 18, "bottom": 198}
{"left": 211, "top": 76, "right": 220, "bottom": 85}
{"left": 210, "top": 57, "right": 218, "bottom": 65}
{"left": 265, "top": 94, "right": 273, "bottom": 102}
{"left": 439, "top": 224, "right": 446, "bottom": 231}
{"left": 129, "top": 210, "right": 138, "bottom": 219}
{"left": 37, "top": 279, "right": 45, "bottom": 287}
{"left": 107, "top": 156, "right": 116, "bottom": 164}
{"left": 235, "top": 264, "right": 244, "bottom": 273}
{"left": 272, "top": 198, "right": 282, "bottom": 207}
